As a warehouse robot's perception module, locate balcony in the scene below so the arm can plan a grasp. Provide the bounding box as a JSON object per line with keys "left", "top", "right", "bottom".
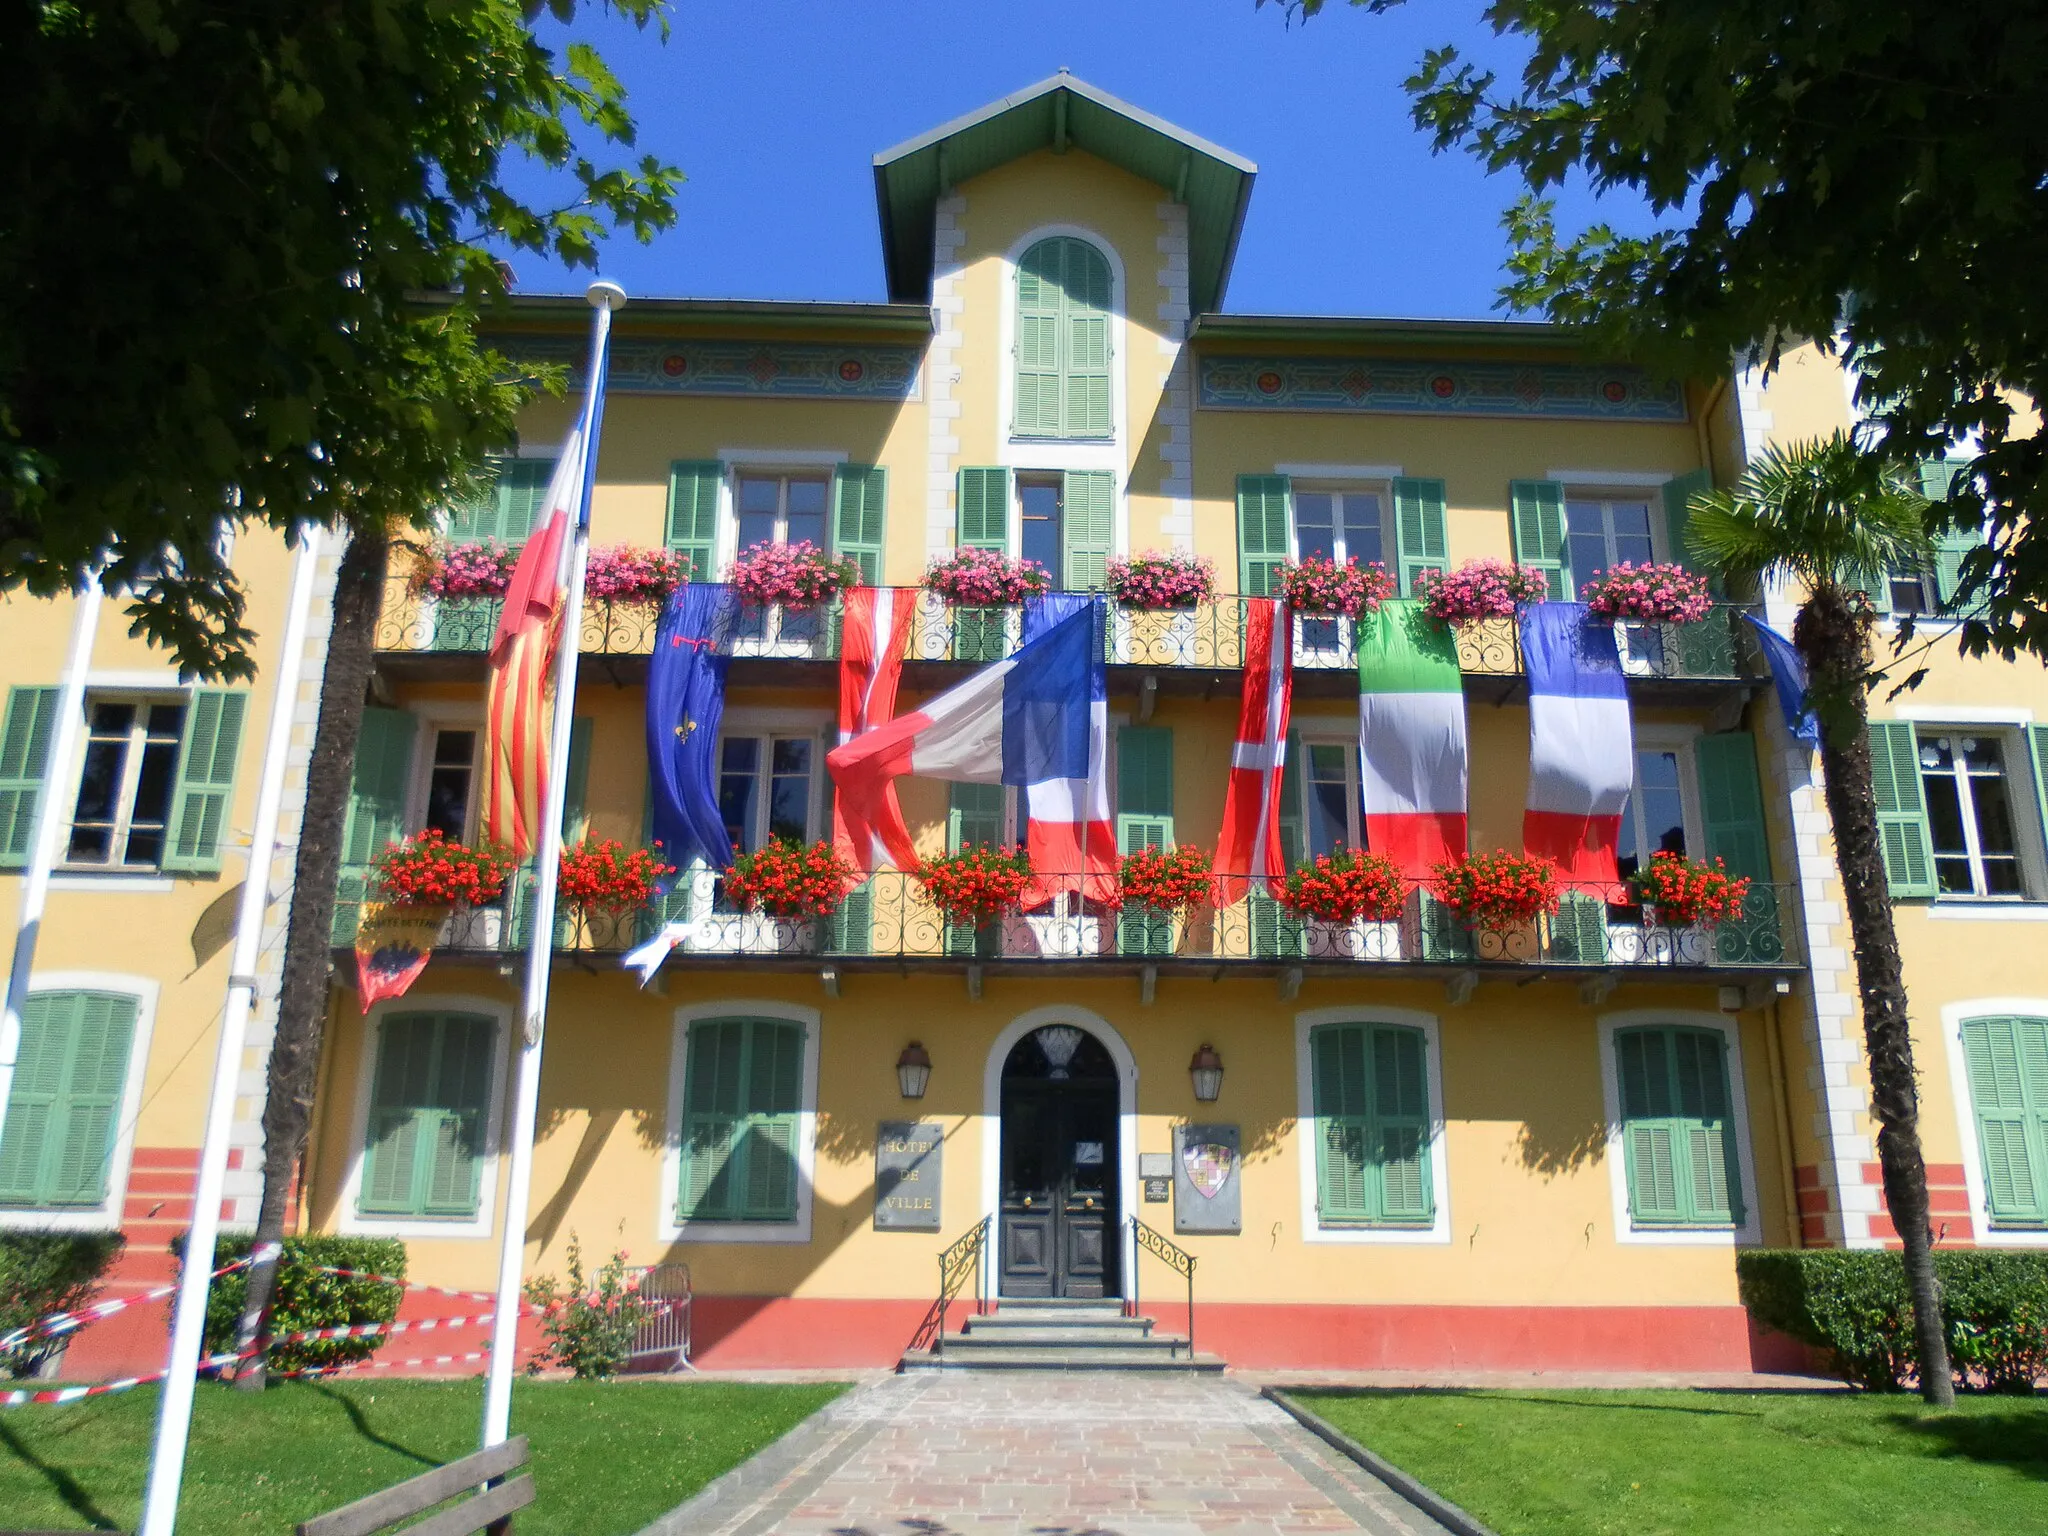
{"left": 333, "top": 872, "right": 1801, "bottom": 985}
{"left": 372, "top": 582, "right": 1764, "bottom": 701}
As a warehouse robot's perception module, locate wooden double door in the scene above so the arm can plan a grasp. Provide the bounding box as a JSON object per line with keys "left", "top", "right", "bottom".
{"left": 998, "top": 1029, "right": 1120, "bottom": 1299}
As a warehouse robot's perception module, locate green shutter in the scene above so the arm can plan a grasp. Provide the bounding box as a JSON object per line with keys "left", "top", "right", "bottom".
{"left": 0, "top": 992, "right": 137, "bottom": 1208}
{"left": 2028, "top": 728, "right": 2048, "bottom": 878}
{"left": 0, "top": 686, "right": 61, "bottom": 870}
{"left": 1961, "top": 1016, "right": 2048, "bottom": 1226}
{"left": 1236, "top": 475, "right": 1291, "bottom": 597}
{"left": 1115, "top": 725, "right": 1173, "bottom": 850}
{"left": 1616, "top": 1027, "right": 1743, "bottom": 1227}
{"left": 1695, "top": 733, "right": 1773, "bottom": 880}
{"left": 1549, "top": 893, "right": 1611, "bottom": 964}
{"left": 359, "top": 1013, "right": 495, "bottom": 1219}
{"left": 1418, "top": 893, "right": 1474, "bottom": 962}
{"left": 1660, "top": 470, "right": 1715, "bottom": 587}
{"left": 678, "top": 1018, "right": 804, "bottom": 1224}
{"left": 666, "top": 461, "right": 725, "bottom": 581}
{"left": 956, "top": 467, "right": 1010, "bottom": 550}
{"left": 1311, "top": 1023, "right": 1434, "bottom": 1226}
{"left": 1015, "top": 241, "right": 1064, "bottom": 438}
{"left": 495, "top": 459, "right": 555, "bottom": 544}
{"left": 948, "top": 782, "right": 1006, "bottom": 852}
{"left": 1066, "top": 240, "right": 1113, "bottom": 439}
{"left": 1391, "top": 478, "right": 1449, "bottom": 596}
{"left": 1063, "top": 471, "right": 1115, "bottom": 591}
{"left": 160, "top": 688, "right": 249, "bottom": 874}
{"left": 1868, "top": 721, "right": 1937, "bottom": 898}
{"left": 1016, "top": 238, "right": 1112, "bottom": 440}
{"left": 1277, "top": 729, "right": 1304, "bottom": 867}
{"left": 832, "top": 465, "right": 887, "bottom": 585}
{"left": 1509, "top": 480, "right": 1569, "bottom": 598}
{"left": 825, "top": 880, "right": 873, "bottom": 956}
{"left": 332, "top": 707, "right": 416, "bottom": 944}
{"left": 562, "top": 716, "right": 593, "bottom": 846}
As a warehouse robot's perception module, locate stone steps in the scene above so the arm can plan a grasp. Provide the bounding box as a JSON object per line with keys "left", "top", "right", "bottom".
{"left": 901, "top": 1300, "right": 1222, "bottom": 1373}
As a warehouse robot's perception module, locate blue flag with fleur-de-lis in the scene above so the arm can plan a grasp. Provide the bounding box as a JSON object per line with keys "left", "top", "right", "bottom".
{"left": 645, "top": 582, "right": 740, "bottom": 882}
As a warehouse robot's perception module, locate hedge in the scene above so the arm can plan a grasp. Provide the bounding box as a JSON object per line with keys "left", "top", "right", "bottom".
{"left": 174, "top": 1233, "right": 406, "bottom": 1374}
{"left": 0, "top": 1230, "right": 125, "bottom": 1378}
{"left": 1738, "top": 1249, "right": 2048, "bottom": 1392}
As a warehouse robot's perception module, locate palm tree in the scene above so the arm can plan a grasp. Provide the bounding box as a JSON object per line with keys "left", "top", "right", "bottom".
{"left": 1688, "top": 431, "right": 1953, "bottom": 1405}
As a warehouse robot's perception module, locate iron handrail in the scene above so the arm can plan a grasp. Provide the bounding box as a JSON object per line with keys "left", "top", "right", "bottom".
{"left": 929, "top": 1214, "right": 991, "bottom": 1359}
{"left": 1128, "top": 1215, "right": 1196, "bottom": 1359}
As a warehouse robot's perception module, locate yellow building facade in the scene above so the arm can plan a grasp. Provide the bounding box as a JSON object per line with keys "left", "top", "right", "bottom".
{"left": 6, "top": 74, "right": 2043, "bottom": 1376}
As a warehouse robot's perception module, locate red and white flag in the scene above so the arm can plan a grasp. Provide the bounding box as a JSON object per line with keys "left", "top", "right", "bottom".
{"left": 481, "top": 435, "right": 586, "bottom": 859}
{"left": 1213, "top": 598, "right": 1293, "bottom": 903}
{"left": 833, "top": 586, "right": 917, "bottom": 873}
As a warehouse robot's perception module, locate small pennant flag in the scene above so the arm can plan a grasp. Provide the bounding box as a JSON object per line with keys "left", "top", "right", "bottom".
{"left": 353, "top": 903, "right": 449, "bottom": 1011}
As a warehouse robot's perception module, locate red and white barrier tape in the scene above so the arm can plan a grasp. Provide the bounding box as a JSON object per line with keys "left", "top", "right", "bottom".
{"left": 0, "top": 1248, "right": 270, "bottom": 1355}
{"left": 1, "top": 1349, "right": 252, "bottom": 1408}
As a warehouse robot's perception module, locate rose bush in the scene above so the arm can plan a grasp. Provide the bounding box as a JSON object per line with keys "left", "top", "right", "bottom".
{"left": 585, "top": 545, "right": 686, "bottom": 606}
{"left": 722, "top": 838, "right": 858, "bottom": 919}
{"left": 557, "top": 840, "right": 675, "bottom": 915}
{"left": 1414, "top": 560, "right": 1553, "bottom": 623}
{"left": 374, "top": 829, "right": 515, "bottom": 908}
{"left": 409, "top": 540, "right": 519, "bottom": 601}
{"left": 1116, "top": 844, "right": 1213, "bottom": 911}
{"left": 918, "top": 845, "right": 1034, "bottom": 924}
{"left": 1105, "top": 550, "right": 1215, "bottom": 609}
{"left": 1432, "top": 850, "right": 1563, "bottom": 930}
{"left": 924, "top": 548, "right": 1052, "bottom": 606}
{"left": 1625, "top": 850, "right": 1752, "bottom": 927}
{"left": 1276, "top": 849, "right": 1407, "bottom": 923}
{"left": 1581, "top": 562, "right": 1714, "bottom": 623}
{"left": 729, "top": 541, "right": 862, "bottom": 610}
{"left": 1273, "top": 556, "right": 1396, "bottom": 617}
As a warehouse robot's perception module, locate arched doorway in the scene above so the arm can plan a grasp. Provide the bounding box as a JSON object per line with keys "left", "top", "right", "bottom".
{"left": 998, "top": 1025, "right": 1121, "bottom": 1298}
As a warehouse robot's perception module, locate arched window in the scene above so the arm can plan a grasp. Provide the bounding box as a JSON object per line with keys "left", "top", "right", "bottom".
{"left": 1015, "top": 236, "right": 1113, "bottom": 439}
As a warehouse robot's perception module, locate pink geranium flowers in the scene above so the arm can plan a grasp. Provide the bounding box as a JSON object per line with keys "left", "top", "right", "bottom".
{"left": 924, "top": 547, "right": 1052, "bottom": 605}
{"left": 729, "top": 541, "right": 863, "bottom": 610}
{"left": 1274, "top": 556, "right": 1396, "bottom": 617}
{"left": 1106, "top": 550, "right": 1215, "bottom": 609}
{"left": 1414, "top": 560, "right": 1552, "bottom": 624}
{"left": 411, "top": 541, "right": 519, "bottom": 600}
{"left": 585, "top": 545, "right": 686, "bottom": 605}
{"left": 1581, "top": 563, "right": 1713, "bottom": 623}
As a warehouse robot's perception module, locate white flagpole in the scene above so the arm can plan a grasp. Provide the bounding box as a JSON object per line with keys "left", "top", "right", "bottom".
{"left": 0, "top": 573, "right": 102, "bottom": 1158}
{"left": 140, "top": 523, "right": 324, "bottom": 1536}
{"left": 481, "top": 278, "right": 624, "bottom": 1448}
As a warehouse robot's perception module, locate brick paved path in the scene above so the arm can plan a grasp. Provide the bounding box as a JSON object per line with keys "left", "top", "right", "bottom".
{"left": 650, "top": 1371, "right": 1459, "bottom": 1536}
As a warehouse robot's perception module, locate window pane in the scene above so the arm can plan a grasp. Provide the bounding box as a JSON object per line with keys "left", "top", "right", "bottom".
{"left": 145, "top": 704, "right": 186, "bottom": 741}
{"left": 67, "top": 709, "right": 132, "bottom": 863}
{"left": 1566, "top": 500, "right": 1609, "bottom": 583}
{"left": 1640, "top": 751, "right": 1687, "bottom": 859}
{"left": 1305, "top": 742, "right": 1352, "bottom": 859}
{"left": 1294, "top": 493, "right": 1336, "bottom": 560}
{"left": 768, "top": 738, "right": 812, "bottom": 843}
{"left": 125, "top": 735, "right": 182, "bottom": 866}
{"left": 736, "top": 477, "right": 778, "bottom": 552}
{"left": 1019, "top": 480, "right": 1062, "bottom": 575}
{"left": 784, "top": 477, "right": 828, "bottom": 548}
{"left": 1889, "top": 573, "right": 1931, "bottom": 615}
{"left": 70, "top": 736, "right": 127, "bottom": 827}
{"left": 425, "top": 730, "right": 475, "bottom": 841}
{"left": 1921, "top": 742, "right": 1972, "bottom": 894}
{"left": 1339, "top": 494, "right": 1384, "bottom": 567}
{"left": 1611, "top": 502, "right": 1655, "bottom": 565}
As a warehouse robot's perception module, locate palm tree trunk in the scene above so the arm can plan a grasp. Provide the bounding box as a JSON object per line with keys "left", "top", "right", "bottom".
{"left": 1798, "top": 586, "right": 1955, "bottom": 1405}
{"left": 231, "top": 528, "right": 388, "bottom": 1389}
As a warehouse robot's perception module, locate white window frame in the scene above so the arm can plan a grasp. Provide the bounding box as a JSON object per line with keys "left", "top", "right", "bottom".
{"left": 0, "top": 973, "right": 159, "bottom": 1232}
{"left": 1913, "top": 726, "right": 2037, "bottom": 902}
{"left": 1940, "top": 997, "right": 2048, "bottom": 1247}
{"left": 407, "top": 710, "right": 481, "bottom": 845}
{"left": 1293, "top": 1006, "right": 1452, "bottom": 1245}
{"left": 713, "top": 454, "right": 847, "bottom": 656}
{"left": 1596, "top": 1008, "right": 1763, "bottom": 1247}
{"left": 1278, "top": 479, "right": 1394, "bottom": 667}
{"left": 669, "top": 706, "right": 830, "bottom": 925}
{"left": 997, "top": 225, "right": 1128, "bottom": 460}
{"left": 1617, "top": 729, "right": 1705, "bottom": 875}
{"left": 338, "top": 995, "right": 512, "bottom": 1239}
{"left": 56, "top": 691, "right": 191, "bottom": 876}
{"left": 1293, "top": 729, "right": 1364, "bottom": 859}
{"left": 660, "top": 1000, "right": 821, "bottom": 1244}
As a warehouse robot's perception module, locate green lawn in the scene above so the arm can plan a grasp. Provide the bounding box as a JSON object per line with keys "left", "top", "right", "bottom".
{"left": 1287, "top": 1388, "right": 2048, "bottom": 1536}
{"left": 0, "top": 1377, "right": 844, "bottom": 1534}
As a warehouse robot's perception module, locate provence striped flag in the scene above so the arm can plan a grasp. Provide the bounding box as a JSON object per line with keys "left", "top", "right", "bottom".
{"left": 481, "top": 436, "right": 588, "bottom": 859}
{"left": 1357, "top": 601, "right": 1468, "bottom": 880}
{"left": 833, "top": 586, "right": 917, "bottom": 873}
{"left": 1521, "top": 601, "right": 1635, "bottom": 892}
{"left": 1212, "top": 598, "right": 1293, "bottom": 904}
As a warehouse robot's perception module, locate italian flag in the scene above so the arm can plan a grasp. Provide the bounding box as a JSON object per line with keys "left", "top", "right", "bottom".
{"left": 1357, "top": 600, "right": 1469, "bottom": 879}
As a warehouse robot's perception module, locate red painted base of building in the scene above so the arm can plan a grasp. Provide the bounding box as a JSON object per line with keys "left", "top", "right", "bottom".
{"left": 685, "top": 1295, "right": 1813, "bottom": 1375}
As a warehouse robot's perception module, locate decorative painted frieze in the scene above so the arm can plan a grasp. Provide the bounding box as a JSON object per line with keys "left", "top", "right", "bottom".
{"left": 1197, "top": 355, "right": 1686, "bottom": 422}
{"left": 494, "top": 334, "right": 924, "bottom": 402}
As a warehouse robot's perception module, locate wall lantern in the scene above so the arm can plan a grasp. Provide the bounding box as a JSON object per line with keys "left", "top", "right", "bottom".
{"left": 896, "top": 1041, "right": 933, "bottom": 1100}
{"left": 1189, "top": 1044, "right": 1224, "bottom": 1103}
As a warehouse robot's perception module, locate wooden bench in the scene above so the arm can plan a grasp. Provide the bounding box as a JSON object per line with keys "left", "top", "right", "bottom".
{"left": 294, "top": 1434, "right": 533, "bottom": 1536}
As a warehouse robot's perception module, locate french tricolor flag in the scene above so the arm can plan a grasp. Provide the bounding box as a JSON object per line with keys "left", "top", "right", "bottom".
{"left": 1020, "top": 596, "right": 1116, "bottom": 906}
{"left": 1521, "top": 602, "right": 1635, "bottom": 893}
{"left": 827, "top": 601, "right": 1100, "bottom": 868}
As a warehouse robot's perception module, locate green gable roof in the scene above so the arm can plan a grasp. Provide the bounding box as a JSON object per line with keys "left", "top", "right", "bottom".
{"left": 873, "top": 71, "right": 1257, "bottom": 316}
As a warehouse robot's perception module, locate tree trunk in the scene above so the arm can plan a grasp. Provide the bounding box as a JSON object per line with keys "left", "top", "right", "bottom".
{"left": 1797, "top": 586, "right": 1955, "bottom": 1405}
{"left": 231, "top": 529, "right": 389, "bottom": 1389}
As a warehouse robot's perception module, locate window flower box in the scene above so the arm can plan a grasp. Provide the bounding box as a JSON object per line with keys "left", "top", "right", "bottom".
{"left": 1413, "top": 560, "right": 1552, "bottom": 624}
{"left": 1581, "top": 563, "right": 1713, "bottom": 624}
{"left": 1624, "top": 851, "right": 1752, "bottom": 928}
{"left": 919, "top": 845, "right": 1034, "bottom": 925}
{"left": 729, "top": 541, "right": 861, "bottom": 611}
{"left": 1276, "top": 850, "right": 1407, "bottom": 924}
{"left": 584, "top": 546, "right": 687, "bottom": 607}
{"left": 722, "top": 838, "right": 858, "bottom": 919}
{"left": 1106, "top": 550, "right": 1215, "bottom": 610}
{"left": 1431, "top": 850, "right": 1563, "bottom": 932}
{"left": 409, "top": 541, "right": 520, "bottom": 602}
{"left": 1273, "top": 556, "right": 1396, "bottom": 618}
{"left": 923, "top": 549, "right": 1052, "bottom": 606}
{"left": 375, "top": 830, "right": 516, "bottom": 909}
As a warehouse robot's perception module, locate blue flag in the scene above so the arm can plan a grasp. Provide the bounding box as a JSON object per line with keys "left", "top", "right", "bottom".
{"left": 1744, "top": 614, "right": 1821, "bottom": 747}
{"left": 646, "top": 583, "right": 741, "bottom": 879}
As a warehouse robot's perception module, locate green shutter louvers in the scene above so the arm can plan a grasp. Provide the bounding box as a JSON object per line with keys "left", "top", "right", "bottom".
{"left": 1235, "top": 475, "right": 1290, "bottom": 598}
{"left": 1391, "top": 478, "right": 1449, "bottom": 597}
{"left": 1867, "top": 721, "right": 1937, "bottom": 898}
{"left": 161, "top": 687, "right": 249, "bottom": 874}
{"left": 677, "top": 1017, "right": 805, "bottom": 1224}
{"left": 1062, "top": 471, "right": 1115, "bottom": 591}
{"left": 0, "top": 686, "right": 61, "bottom": 871}
{"left": 1615, "top": 1026, "right": 1744, "bottom": 1227}
{"left": 1014, "top": 237, "right": 1113, "bottom": 440}
{"left": 358, "top": 1012, "right": 497, "bottom": 1219}
{"left": 1310, "top": 1023, "right": 1434, "bottom": 1227}
{"left": 1960, "top": 1016, "right": 2048, "bottom": 1226}
{"left": 1509, "top": 480, "right": 1569, "bottom": 599}
{"left": 832, "top": 465, "right": 888, "bottom": 585}
{"left": 0, "top": 991, "right": 137, "bottom": 1209}
{"left": 666, "top": 461, "right": 725, "bottom": 581}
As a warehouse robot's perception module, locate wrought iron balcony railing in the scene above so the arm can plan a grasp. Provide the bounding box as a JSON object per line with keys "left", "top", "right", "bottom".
{"left": 374, "top": 581, "right": 1762, "bottom": 684}
{"left": 331, "top": 870, "right": 1799, "bottom": 975}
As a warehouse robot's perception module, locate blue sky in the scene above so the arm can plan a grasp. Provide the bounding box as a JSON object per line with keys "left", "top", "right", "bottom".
{"left": 511, "top": 0, "right": 1649, "bottom": 318}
